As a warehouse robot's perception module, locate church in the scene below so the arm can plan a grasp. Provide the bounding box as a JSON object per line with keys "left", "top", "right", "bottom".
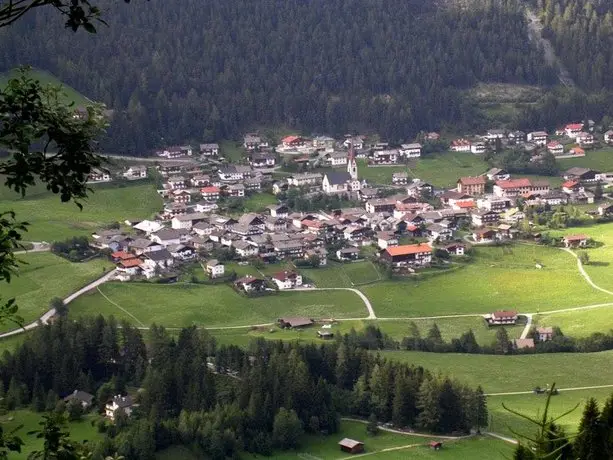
{"left": 322, "top": 149, "right": 362, "bottom": 194}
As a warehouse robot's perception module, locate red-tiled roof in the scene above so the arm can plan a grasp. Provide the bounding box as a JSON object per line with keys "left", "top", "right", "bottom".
{"left": 119, "top": 258, "right": 141, "bottom": 268}
{"left": 496, "top": 178, "right": 531, "bottom": 189}
{"left": 111, "top": 251, "right": 133, "bottom": 260}
{"left": 565, "top": 123, "right": 583, "bottom": 130}
{"left": 547, "top": 141, "right": 562, "bottom": 148}
{"left": 570, "top": 147, "right": 585, "bottom": 155}
{"left": 492, "top": 310, "right": 518, "bottom": 319}
{"left": 458, "top": 176, "right": 485, "bottom": 186}
{"left": 282, "top": 135, "right": 301, "bottom": 144}
{"left": 200, "top": 186, "right": 220, "bottom": 193}
{"left": 455, "top": 200, "right": 475, "bottom": 208}
{"left": 564, "top": 234, "right": 588, "bottom": 241}
{"left": 406, "top": 224, "right": 418, "bottom": 231}
{"left": 562, "top": 180, "right": 579, "bottom": 188}
{"left": 386, "top": 244, "right": 432, "bottom": 256}
{"left": 273, "top": 271, "right": 298, "bottom": 281}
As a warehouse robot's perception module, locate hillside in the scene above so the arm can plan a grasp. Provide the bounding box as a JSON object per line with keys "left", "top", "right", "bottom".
{"left": 0, "top": 0, "right": 555, "bottom": 153}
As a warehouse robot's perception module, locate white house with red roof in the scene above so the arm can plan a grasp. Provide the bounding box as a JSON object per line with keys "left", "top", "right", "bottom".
{"left": 562, "top": 234, "right": 588, "bottom": 248}
{"left": 272, "top": 271, "right": 303, "bottom": 290}
{"left": 547, "top": 141, "right": 564, "bottom": 156}
{"left": 381, "top": 244, "right": 432, "bottom": 267}
{"left": 450, "top": 139, "right": 471, "bottom": 152}
{"left": 564, "top": 123, "right": 584, "bottom": 137}
{"left": 281, "top": 135, "right": 306, "bottom": 148}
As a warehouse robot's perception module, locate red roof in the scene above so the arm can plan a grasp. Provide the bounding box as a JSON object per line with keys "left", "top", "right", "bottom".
{"left": 386, "top": 244, "right": 432, "bottom": 256}
{"left": 547, "top": 141, "right": 562, "bottom": 148}
{"left": 570, "top": 147, "right": 585, "bottom": 155}
{"left": 119, "top": 258, "right": 141, "bottom": 268}
{"left": 200, "top": 186, "right": 220, "bottom": 194}
{"left": 273, "top": 271, "right": 298, "bottom": 281}
{"left": 492, "top": 310, "right": 518, "bottom": 319}
{"left": 406, "top": 224, "right": 418, "bottom": 232}
{"left": 564, "top": 234, "right": 588, "bottom": 241}
{"left": 496, "top": 178, "right": 531, "bottom": 189}
{"left": 565, "top": 123, "right": 584, "bottom": 130}
{"left": 282, "top": 135, "right": 301, "bottom": 144}
{"left": 451, "top": 139, "right": 471, "bottom": 146}
{"left": 111, "top": 251, "right": 133, "bottom": 260}
{"left": 455, "top": 200, "right": 475, "bottom": 209}
{"left": 562, "top": 180, "right": 579, "bottom": 188}
{"left": 458, "top": 176, "right": 485, "bottom": 186}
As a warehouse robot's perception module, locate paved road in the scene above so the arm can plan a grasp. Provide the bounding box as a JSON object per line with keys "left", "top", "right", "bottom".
{"left": 0, "top": 269, "right": 117, "bottom": 339}
{"left": 295, "top": 287, "right": 377, "bottom": 319}
{"left": 519, "top": 313, "right": 533, "bottom": 339}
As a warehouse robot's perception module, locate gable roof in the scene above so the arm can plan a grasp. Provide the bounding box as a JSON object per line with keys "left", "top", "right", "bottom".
{"left": 385, "top": 244, "right": 432, "bottom": 256}
{"left": 324, "top": 171, "right": 352, "bottom": 185}
{"left": 458, "top": 176, "right": 486, "bottom": 186}
{"left": 146, "top": 249, "right": 173, "bottom": 261}
{"left": 496, "top": 178, "right": 531, "bottom": 189}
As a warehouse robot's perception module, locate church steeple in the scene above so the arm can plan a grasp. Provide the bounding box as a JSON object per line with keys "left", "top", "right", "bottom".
{"left": 347, "top": 144, "right": 358, "bottom": 180}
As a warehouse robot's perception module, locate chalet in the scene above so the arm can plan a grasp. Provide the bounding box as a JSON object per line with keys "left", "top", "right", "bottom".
{"left": 365, "top": 198, "right": 396, "bottom": 214}
{"left": 288, "top": 172, "right": 323, "bottom": 187}
{"left": 64, "top": 390, "right": 94, "bottom": 409}
{"left": 537, "top": 326, "right": 554, "bottom": 342}
{"left": 406, "top": 180, "right": 434, "bottom": 198}
{"left": 605, "top": 130, "right": 613, "bottom": 144}
{"left": 168, "top": 244, "right": 195, "bottom": 260}
{"left": 167, "top": 176, "right": 186, "bottom": 189}
{"left": 218, "top": 165, "right": 252, "bottom": 181}
{"left": 426, "top": 132, "right": 440, "bottom": 141}
{"left": 250, "top": 152, "right": 276, "bottom": 168}
{"left": 191, "top": 175, "right": 211, "bottom": 187}
{"left": 232, "top": 240, "right": 259, "bottom": 258}
{"left": 359, "top": 187, "right": 378, "bottom": 201}
{"left": 325, "top": 152, "right": 349, "bottom": 167}
{"left": 161, "top": 145, "right": 192, "bottom": 158}
{"left": 123, "top": 166, "right": 147, "bottom": 179}
{"left": 508, "top": 131, "right": 526, "bottom": 143}
{"left": 564, "top": 123, "right": 584, "bottom": 137}
{"left": 116, "top": 258, "right": 142, "bottom": 277}
{"left": 477, "top": 196, "right": 511, "bottom": 212}
{"left": 486, "top": 310, "right": 518, "bottom": 325}
{"left": 244, "top": 134, "right": 267, "bottom": 151}
{"left": 226, "top": 183, "right": 246, "bottom": 198}
{"left": 377, "top": 231, "right": 398, "bottom": 249}
{"left": 392, "top": 172, "right": 409, "bottom": 185}
{"left": 485, "top": 168, "right": 510, "bottom": 181}
{"left": 199, "top": 143, "right": 219, "bottom": 156}
{"left": 305, "top": 248, "right": 327, "bottom": 266}
{"left": 278, "top": 317, "right": 314, "bottom": 329}
{"left": 371, "top": 149, "right": 399, "bottom": 165}
{"left": 547, "top": 141, "right": 564, "bottom": 155}
{"left": 313, "top": 136, "right": 335, "bottom": 150}
{"left": 339, "top": 439, "right": 364, "bottom": 455}
{"left": 317, "top": 330, "right": 334, "bottom": 339}
{"left": 527, "top": 131, "right": 548, "bottom": 146}
{"left": 274, "top": 240, "right": 304, "bottom": 258}
{"left": 206, "top": 259, "right": 225, "bottom": 278}
{"left": 485, "top": 129, "right": 506, "bottom": 141}
{"left": 343, "top": 136, "right": 364, "bottom": 150}
{"left": 457, "top": 176, "right": 486, "bottom": 196}
{"left": 88, "top": 168, "right": 111, "bottom": 182}
{"left": 238, "top": 213, "right": 266, "bottom": 232}
{"left": 537, "top": 191, "right": 568, "bottom": 206}
{"left": 426, "top": 223, "right": 452, "bottom": 242}
{"left": 569, "top": 147, "right": 586, "bottom": 156}
{"left": 336, "top": 247, "right": 360, "bottom": 261}
{"left": 105, "top": 395, "right": 134, "bottom": 420}
{"left": 172, "top": 190, "right": 191, "bottom": 203}
{"left": 563, "top": 167, "right": 599, "bottom": 182}
{"left": 471, "top": 141, "right": 486, "bottom": 154}
{"left": 158, "top": 162, "right": 185, "bottom": 176}
{"left": 473, "top": 228, "right": 497, "bottom": 242}
{"left": 381, "top": 244, "right": 432, "bottom": 267}
{"left": 235, "top": 275, "right": 267, "bottom": 292}
{"left": 171, "top": 213, "right": 207, "bottom": 230}
{"left": 162, "top": 202, "right": 188, "bottom": 218}
{"left": 471, "top": 209, "right": 499, "bottom": 227}
{"left": 130, "top": 238, "right": 163, "bottom": 255}
{"left": 151, "top": 228, "right": 190, "bottom": 247}
{"left": 267, "top": 204, "right": 289, "bottom": 218}
{"left": 562, "top": 234, "right": 588, "bottom": 248}
{"left": 450, "top": 139, "right": 471, "bottom": 152}
{"left": 264, "top": 216, "right": 287, "bottom": 232}
{"left": 399, "top": 143, "right": 422, "bottom": 158}
{"left": 281, "top": 135, "right": 306, "bottom": 148}
{"left": 444, "top": 243, "right": 465, "bottom": 256}
{"left": 576, "top": 132, "right": 594, "bottom": 147}
{"left": 142, "top": 249, "right": 174, "bottom": 271}
{"left": 372, "top": 142, "right": 389, "bottom": 150}
{"left": 493, "top": 178, "right": 532, "bottom": 197}
{"left": 562, "top": 180, "right": 582, "bottom": 194}
{"left": 598, "top": 203, "right": 613, "bottom": 217}
{"left": 245, "top": 177, "right": 262, "bottom": 191}
{"left": 272, "top": 271, "right": 303, "bottom": 290}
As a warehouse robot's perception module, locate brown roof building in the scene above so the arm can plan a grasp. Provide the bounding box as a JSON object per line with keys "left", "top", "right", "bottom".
{"left": 339, "top": 438, "right": 364, "bottom": 454}
{"left": 457, "top": 176, "right": 486, "bottom": 196}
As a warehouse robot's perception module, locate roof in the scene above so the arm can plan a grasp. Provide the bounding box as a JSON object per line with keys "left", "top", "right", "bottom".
{"left": 130, "top": 238, "right": 158, "bottom": 249}
{"left": 201, "top": 186, "right": 220, "bottom": 193}
{"left": 458, "top": 176, "right": 486, "bottom": 186}
{"left": 565, "top": 123, "right": 584, "bottom": 130}
{"left": 235, "top": 275, "right": 263, "bottom": 284}
{"left": 562, "top": 180, "right": 579, "bottom": 188}
{"left": 119, "top": 258, "right": 142, "bottom": 268}
{"left": 547, "top": 141, "right": 562, "bottom": 148}
{"left": 273, "top": 270, "right": 299, "bottom": 281}
{"left": 206, "top": 259, "right": 221, "bottom": 267}
{"left": 154, "top": 228, "right": 188, "bottom": 240}
{"left": 514, "top": 338, "right": 535, "bottom": 349}
{"left": 339, "top": 439, "right": 364, "bottom": 449}
{"left": 492, "top": 310, "right": 518, "bottom": 318}
{"left": 455, "top": 200, "right": 475, "bottom": 209}
{"left": 537, "top": 326, "right": 553, "bottom": 334}
{"left": 496, "top": 178, "right": 531, "bottom": 189}
{"left": 64, "top": 390, "right": 94, "bottom": 404}
{"left": 146, "top": 249, "right": 173, "bottom": 261}
{"left": 565, "top": 167, "right": 596, "bottom": 177}
{"left": 111, "top": 251, "right": 133, "bottom": 260}
{"left": 110, "top": 395, "right": 133, "bottom": 408}
{"left": 570, "top": 147, "right": 586, "bottom": 154}
{"left": 282, "top": 135, "right": 301, "bottom": 144}
{"left": 564, "top": 234, "right": 588, "bottom": 241}
{"left": 279, "top": 317, "right": 314, "bottom": 328}
{"left": 339, "top": 247, "right": 360, "bottom": 253}
{"left": 324, "top": 171, "right": 352, "bottom": 185}
{"left": 385, "top": 244, "right": 432, "bottom": 256}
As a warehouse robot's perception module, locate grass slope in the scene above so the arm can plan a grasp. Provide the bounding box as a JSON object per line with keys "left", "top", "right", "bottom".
{"left": 69, "top": 282, "right": 369, "bottom": 328}
{"left": 0, "top": 68, "right": 91, "bottom": 106}
{"left": 558, "top": 147, "right": 613, "bottom": 172}
{"left": 1, "top": 252, "right": 112, "bottom": 332}
{"left": 362, "top": 244, "right": 609, "bottom": 317}
{"left": 0, "top": 183, "right": 162, "bottom": 242}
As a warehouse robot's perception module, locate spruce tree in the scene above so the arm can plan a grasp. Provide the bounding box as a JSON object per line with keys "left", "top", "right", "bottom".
{"left": 494, "top": 328, "right": 511, "bottom": 354}
{"left": 416, "top": 377, "right": 441, "bottom": 432}
{"left": 599, "top": 393, "right": 613, "bottom": 456}
{"left": 574, "top": 397, "right": 606, "bottom": 460}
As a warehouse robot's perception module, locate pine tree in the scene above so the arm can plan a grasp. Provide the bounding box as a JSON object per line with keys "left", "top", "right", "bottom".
{"left": 473, "top": 386, "right": 488, "bottom": 433}
{"left": 366, "top": 413, "right": 379, "bottom": 436}
{"left": 416, "top": 377, "right": 441, "bottom": 432}
{"left": 5, "top": 377, "right": 22, "bottom": 410}
{"left": 272, "top": 408, "right": 303, "bottom": 449}
{"left": 599, "top": 393, "right": 613, "bottom": 456}
{"left": 494, "top": 328, "right": 511, "bottom": 354}
{"left": 574, "top": 398, "right": 606, "bottom": 460}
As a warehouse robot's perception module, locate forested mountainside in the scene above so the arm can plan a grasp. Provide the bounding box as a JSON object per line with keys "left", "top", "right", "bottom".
{"left": 0, "top": 0, "right": 554, "bottom": 153}
{"left": 530, "top": 0, "right": 613, "bottom": 90}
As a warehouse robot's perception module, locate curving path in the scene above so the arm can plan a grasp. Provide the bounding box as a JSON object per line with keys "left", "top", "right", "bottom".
{"left": 294, "top": 287, "right": 377, "bottom": 319}
{"left": 561, "top": 247, "right": 613, "bottom": 296}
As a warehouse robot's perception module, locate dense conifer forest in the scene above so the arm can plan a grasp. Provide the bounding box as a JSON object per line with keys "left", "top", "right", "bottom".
{"left": 0, "top": 0, "right": 556, "bottom": 153}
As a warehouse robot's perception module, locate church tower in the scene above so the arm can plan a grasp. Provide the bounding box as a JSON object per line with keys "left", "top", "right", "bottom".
{"left": 347, "top": 145, "right": 358, "bottom": 180}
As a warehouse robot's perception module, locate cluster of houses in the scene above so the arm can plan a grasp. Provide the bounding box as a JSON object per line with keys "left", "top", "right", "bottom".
{"left": 484, "top": 311, "right": 555, "bottom": 350}
{"left": 63, "top": 390, "right": 135, "bottom": 421}
{"left": 88, "top": 165, "right": 148, "bottom": 183}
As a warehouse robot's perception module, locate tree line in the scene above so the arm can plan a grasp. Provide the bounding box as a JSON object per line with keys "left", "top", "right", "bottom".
{"left": 0, "top": 318, "right": 487, "bottom": 459}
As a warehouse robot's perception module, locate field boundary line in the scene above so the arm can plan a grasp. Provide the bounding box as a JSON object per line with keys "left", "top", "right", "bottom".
{"left": 340, "top": 417, "right": 463, "bottom": 439}
{"left": 295, "top": 287, "right": 376, "bottom": 319}
{"left": 96, "top": 286, "right": 146, "bottom": 327}
{"left": 486, "top": 383, "right": 613, "bottom": 397}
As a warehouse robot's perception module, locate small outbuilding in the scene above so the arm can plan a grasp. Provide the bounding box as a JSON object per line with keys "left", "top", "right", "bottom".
{"left": 339, "top": 438, "right": 364, "bottom": 454}
{"left": 278, "top": 317, "right": 314, "bottom": 329}
{"left": 429, "top": 441, "right": 443, "bottom": 450}
{"left": 317, "top": 330, "right": 334, "bottom": 339}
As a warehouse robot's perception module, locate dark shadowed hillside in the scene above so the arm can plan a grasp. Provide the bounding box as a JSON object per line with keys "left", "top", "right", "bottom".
{"left": 0, "top": 0, "right": 555, "bottom": 153}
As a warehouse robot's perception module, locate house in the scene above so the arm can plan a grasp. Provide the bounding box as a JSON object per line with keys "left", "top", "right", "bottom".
{"left": 272, "top": 271, "right": 303, "bottom": 290}
{"left": 281, "top": 135, "right": 306, "bottom": 149}
{"left": 485, "top": 168, "right": 510, "bottom": 181}
{"left": 493, "top": 178, "right": 532, "bottom": 197}
{"left": 562, "top": 180, "right": 582, "bottom": 194}
{"left": 199, "top": 143, "right": 219, "bottom": 156}
{"left": 206, "top": 259, "right": 225, "bottom": 278}
{"left": 377, "top": 231, "right": 398, "bottom": 249}
{"left": 527, "top": 131, "right": 548, "bottom": 146}
{"left": 226, "top": 183, "right": 246, "bottom": 198}
{"left": 325, "top": 152, "right": 349, "bottom": 167}
{"left": 576, "top": 132, "right": 594, "bottom": 147}
{"left": 105, "top": 395, "right": 134, "bottom": 420}
{"left": 339, "top": 439, "right": 364, "bottom": 455}
{"left": 399, "top": 143, "right": 422, "bottom": 158}
{"left": 244, "top": 134, "right": 267, "bottom": 151}
{"left": 598, "top": 203, "right": 613, "bottom": 217}
{"left": 473, "top": 228, "right": 497, "bottom": 243}
{"left": 233, "top": 240, "right": 259, "bottom": 258}
{"left": 514, "top": 338, "right": 535, "bottom": 350}
{"left": 244, "top": 177, "right": 262, "bottom": 191}
{"left": 151, "top": 228, "right": 190, "bottom": 246}
{"left": 477, "top": 196, "right": 511, "bottom": 212}
{"left": 426, "top": 223, "right": 452, "bottom": 242}
{"left": 444, "top": 243, "right": 465, "bottom": 256}
{"left": 450, "top": 139, "right": 471, "bottom": 152}
{"left": 133, "top": 220, "right": 163, "bottom": 235}
{"left": 547, "top": 141, "right": 564, "bottom": 155}
{"left": 88, "top": 168, "right": 111, "bottom": 182}
{"left": 336, "top": 247, "right": 360, "bottom": 261}
{"left": 317, "top": 330, "right": 334, "bottom": 339}
{"left": 471, "top": 141, "right": 486, "bottom": 154}
{"left": 168, "top": 244, "right": 195, "bottom": 260}
{"left": 278, "top": 317, "right": 314, "bottom": 329}
{"left": 172, "top": 190, "right": 191, "bottom": 204}
{"left": 274, "top": 240, "right": 304, "bottom": 258}
{"left": 123, "top": 166, "right": 147, "bottom": 179}
{"left": 313, "top": 136, "right": 335, "bottom": 150}
{"left": 537, "top": 326, "right": 554, "bottom": 342}
{"left": 508, "top": 131, "right": 526, "bottom": 143}
{"left": 167, "top": 176, "right": 186, "bottom": 189}
{"left": 235, "top": 275, "right": 267, "bottom": 292}
{"left": 322, "top": 171, "right": 352, "bottom": 194}
{"left": 130, "top": 238, "right": 163, "bottom": 255}
{"left": 218, "top": 165, "right": 251, "bottom": 182}
{"left": 371, "top": 149, "right": 399, "bottom": 165}
{"left": 191, "top": 175, "right": 211, "bottom": 187}
{"left": 142, "top": 249, "right": 174, "bottom": 270}
{"left": 381, "top": 244, "right": 432, "bottom": 267}
{"left": 392, "top": 172, "right": 409, "bottom": 185}
{"left": 429, "top": 441, "right": 443, "bottom": 451}
{"left": 161, "top": 145, "right": 192, "bottom": 158}
{"left": 563, "top": 167, "right": 600, "bottom": 182}
{"left": 365, "top": 198, "right": 397, "bottom": 214}
{"left": 457, "top": 176, "right": 486, "bottom": 196}
{"left": 486, "top": 129, "right": 506, "bottom": 140}
{"left": 267, "top": 204, "right": 289, "bottom": 218}
{"left": 305, "top": 248, "right": 327, "bottom": 266}
{"left": 564, "top": 123, "right": 584, "bottom": 137}
{"left": 562, "top": 234, "right": 588, "bottom": 248}
{"left": 605, "top": 130, "right": 613, "bottom": 144}
{"left": 425, "top": 132, "right": 440, "bottom": 141}
{"left": 250, "top": 152, "right": 276, "bottom": 168}
{"left": 471, "top": 209, "right": 499, "bottom": 227}
{"left": 288, "top": 172, "right": 323, "bottom": 187}
{"left": 536, "top": 191, "right": 568, "bottom": 206}
{"left": 486, "top": 310, "right": 518, "bottom": 325}
{"left": 171, "top": 213, "right": 207, "bottom": 230}
{"left": 64, "top": 390, "right": 94, "bottom": 409}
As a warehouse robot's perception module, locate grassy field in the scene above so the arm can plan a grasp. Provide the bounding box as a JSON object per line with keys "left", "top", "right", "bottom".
{"left": 1, "top": 252, "right": 113, "bottom": 332}
{"left": 381, "top": 350, "right": 613, "bottom": 393}
{"left": 242, "top": 193, "right": 278, "bottom": 212}
{"left": 0, "top": 68, "right": 91, "bottom": 106}
{"left": 534, "top": 308, "right": 613, "bottom": 337}
{"left": 362, "top": 244, "right": 609, "bottom": 317}
{"left": 0, "top": 182, "right": 162, "bottom": 242}
{"left": 69, "top": 282, "right": 369, "bottom": 328}
{"left": 558, "top": 147, "right": 613, "bottom": 172}
{"left": 219, "top": 140, "right": 245, "bottom": 163}
{"left": 1, "top": 409, "right": 102, "bottom": 459}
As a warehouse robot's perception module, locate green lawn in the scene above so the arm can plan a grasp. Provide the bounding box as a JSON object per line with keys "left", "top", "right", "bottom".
{"left": 242, "top": 193, "right": 278, "bottom": 212}
{"left": 300, "top": 263, "right": 354, "bottom": 288}
{"left": 381, "top": 350, "right": 613, "bottom": 393}
{"left": 1, "top": 409, "right": 102, "bottom": 460}
{"left": 534, "top": 308, "right": 613, "bottom": 337}
{"left": 362, "top": 244, "right": 609, "bottom": 317}
{"left": 342, "top": 261, "right": 382, "bottom": 285}
{"left": 0, "top": 68, "right": 91, "bottom": 106}
{"left": 358, "top": 437, "right": 514, "bottom": 459}
{"left": 1, "top": 252, "right": 113, "bottom": 332}
{"left": 69, "top": 282, "right": 369, "bottom": 328}
{"left": 219, "top": 139, "right": 245, "bottom": 163}
{"left": 0, "top": 183, "right": 162, "bottom": 242}
{"left": 558, "top": 147, "right": 613, "bottom": 172}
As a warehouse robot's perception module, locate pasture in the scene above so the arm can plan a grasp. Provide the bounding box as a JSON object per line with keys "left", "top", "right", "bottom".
{"left": 0, "top": 183, "right": 162, "bottom": 242}
{"left": 534, "top": 307, "right": 613, "bottom": 337}
{"left": 1, "top": 252, "right": 112, "bottom": 332}
{"left": 0, "top": 68, "right": 91, "bottom": 106}
{"left": 362, "top": 244, "right": 609, "bottom": 317}
{"left": 69, "top": 282, "right": 369, "bottom": 328}
{"left": 381, "top": 350, "right": 613, "bottom": 393}
{"left": 558, "top": 147, "right": 613, "bottom": 172}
